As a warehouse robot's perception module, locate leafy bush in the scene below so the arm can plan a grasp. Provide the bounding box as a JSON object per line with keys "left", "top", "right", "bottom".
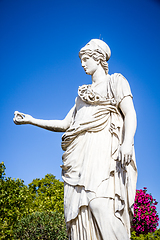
{"left": 0, "top": 161, "right": 6, "bottom": 179}
{"left": 28, "top": 174, "right": 64, "bottom": 214}
{"left": 131, "top": 229, "right": 160, "bottom": 239}
{"left": 0, "top": 162, "right": 33, "bottom": 239}
{"left": 132, "top": 188, "right": 159, "bottom": 235}
{"left": 13, "top": 211, "right": 68, "bottom": 240}
{"left": 0, "top": 162, "right": 65, "bottom": 239}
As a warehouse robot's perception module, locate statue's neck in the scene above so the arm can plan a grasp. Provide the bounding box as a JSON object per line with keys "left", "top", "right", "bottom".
{"left": 91, "top": 66, "right": 108, "bottom": 85}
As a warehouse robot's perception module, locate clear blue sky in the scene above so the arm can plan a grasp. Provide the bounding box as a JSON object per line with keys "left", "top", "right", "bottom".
{"left": 1, "top": 0, "right": 160, "bottom": 219}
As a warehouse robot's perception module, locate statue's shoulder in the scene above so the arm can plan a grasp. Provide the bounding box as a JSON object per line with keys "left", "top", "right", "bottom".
{"left": 110, "top": 73, "right": 131, "bottom": 88}
{"left": 109, "top": 73, "right": 132, "bottom": 104}
{"left": 110, "top": 73, "right": 128, "bottom": 82}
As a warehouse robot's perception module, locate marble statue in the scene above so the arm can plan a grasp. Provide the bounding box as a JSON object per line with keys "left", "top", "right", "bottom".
{"left": 14, "top": 39, "right": 137, "bottom": 240}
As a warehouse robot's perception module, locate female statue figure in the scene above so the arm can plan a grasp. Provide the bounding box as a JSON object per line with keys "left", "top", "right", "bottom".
{"left": 14, "top": 39, "right": 137, "bottom": 240}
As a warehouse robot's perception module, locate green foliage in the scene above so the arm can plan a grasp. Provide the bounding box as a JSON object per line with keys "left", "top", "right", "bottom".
{"left": 0, "top": 162, "right": 65, "bottom": 239}
{"left": 13, "top": 211, "right": 68, "bottom": 240}
{"left": 0, "top": 162, "right": 6, "bottom": 179}
{"left": 131, "top": 229, "right": 160, "bottom": 239}
{"left": 0, "top": 166, "right": 33, "bottom": 239}
{"left": 28, "top": 174, "right": 64, "bottom": 214}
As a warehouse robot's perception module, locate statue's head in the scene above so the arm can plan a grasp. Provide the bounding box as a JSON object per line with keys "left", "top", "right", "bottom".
{"left": 79, "top": 39, "right": 111, "bottom": 75}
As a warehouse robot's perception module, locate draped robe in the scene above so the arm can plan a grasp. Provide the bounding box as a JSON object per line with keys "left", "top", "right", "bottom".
{"left": 61, "top": 73, "right": 137, "bottom": 239}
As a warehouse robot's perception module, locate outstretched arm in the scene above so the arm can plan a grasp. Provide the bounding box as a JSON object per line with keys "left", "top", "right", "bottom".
{"left": 13, "top": 106, "right": 75, "bottom": 132}
{"left": 119, "top": 96, "right": 137, "bottom": 165}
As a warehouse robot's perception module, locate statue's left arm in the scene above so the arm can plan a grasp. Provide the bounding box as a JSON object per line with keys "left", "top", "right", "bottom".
{"left": 119, "top": 96, "right": 137, "bottom": 165}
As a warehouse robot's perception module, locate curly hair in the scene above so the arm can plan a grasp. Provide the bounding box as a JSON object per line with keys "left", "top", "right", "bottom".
{"left": 79, "top": 48, "right": 109, "bottom": 75}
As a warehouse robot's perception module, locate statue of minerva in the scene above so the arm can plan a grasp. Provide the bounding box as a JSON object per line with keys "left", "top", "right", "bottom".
{"left": 14, "top": 39, "right": 137, "bottom": 240}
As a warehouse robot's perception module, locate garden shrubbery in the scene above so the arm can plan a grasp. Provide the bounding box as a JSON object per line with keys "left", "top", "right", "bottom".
{"left": 28, "top": 173, "right": 64, "bottom": 214}
{"left": 0, "top": 162, "right": 66, "bottom": 239}
{"left": 13, "top": 211, "right": 68, "bottom": 240}
{"left": 0, "top": 162, "right": 33, "bottom": 239}
{"left": 131, "top": 228, "right": 160, "bottom": 239}
{"left": 132, "top": 188, "right": 159, "bottom": 235}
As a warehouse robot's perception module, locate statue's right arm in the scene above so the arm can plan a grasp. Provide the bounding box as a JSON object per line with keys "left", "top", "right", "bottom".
{"left": 13, "top": 106, "right": 75, "bottom": 132}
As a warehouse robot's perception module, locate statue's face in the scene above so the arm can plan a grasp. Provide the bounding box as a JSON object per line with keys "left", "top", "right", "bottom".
{"left": 81, "top": 54, "right": 98, "bottom": 75}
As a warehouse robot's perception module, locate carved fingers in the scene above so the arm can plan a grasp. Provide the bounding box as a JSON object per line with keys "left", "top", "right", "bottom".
{"left": 13, "top": 111, "right": 32, "bottom": 125}
{"left": 124, "top": 154, "right": 132, "bottom": 165}
{"left": 118, "top": 143, "right": 133, "bottom": 166}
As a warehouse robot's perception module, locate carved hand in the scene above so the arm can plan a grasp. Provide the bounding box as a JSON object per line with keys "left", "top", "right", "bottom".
{"left": 118, "top": 142, "right": 133, "bottom": 166}
{"left": 13, "top": 111, "right": 33, "bottom": 125}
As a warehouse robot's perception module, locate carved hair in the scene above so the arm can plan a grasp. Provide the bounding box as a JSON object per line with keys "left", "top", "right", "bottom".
{"left": 79, "top": 48, "right": 109, "bottom": 75}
